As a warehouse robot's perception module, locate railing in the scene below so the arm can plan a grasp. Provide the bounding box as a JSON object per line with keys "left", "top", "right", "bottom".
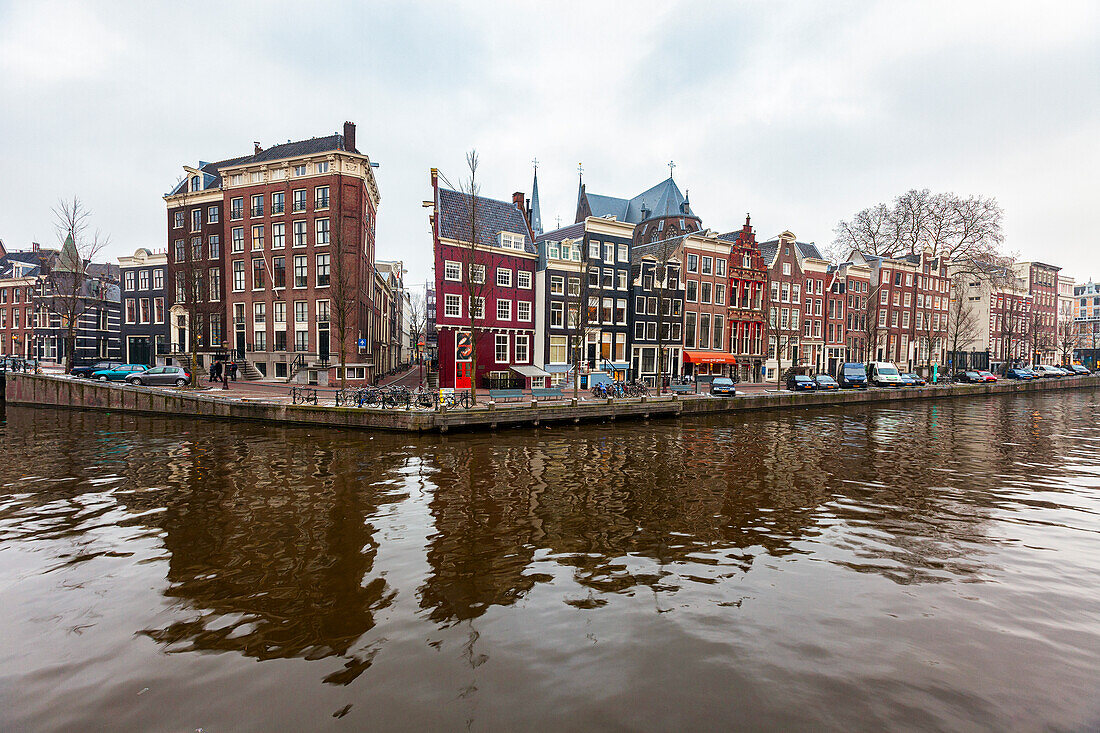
{"left": 251, "top": 206, "right": 264, "bottom": 217}
{"left": 289, "top": 386, "right": 317, "bottom": 405}
{"left": 229, "top": 208, "right": 243, "bottom": 220}
{"left": 315, "top": 198, "right": 329, "bottom": 209}
{"left": 292, "top": 201, "right": 306, "bottom": 212}
{"left": 272, "top": 203, "right": 285, "bottom": 214}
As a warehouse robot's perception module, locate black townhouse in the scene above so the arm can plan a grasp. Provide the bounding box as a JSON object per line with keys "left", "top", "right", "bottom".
{"left": 119, "top": 248, "right": 170, "bottom": 365}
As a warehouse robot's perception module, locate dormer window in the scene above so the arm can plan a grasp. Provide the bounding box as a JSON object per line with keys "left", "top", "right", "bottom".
{"left": 498, "top": 232, "right": 525, "bottom": 250}
{"left": 191, "top": 175, "right": 201, "bottom": 192}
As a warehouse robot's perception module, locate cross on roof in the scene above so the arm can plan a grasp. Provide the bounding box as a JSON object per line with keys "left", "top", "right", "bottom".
{"left": 532, "top": 157, "right": 539, "bottom": 171}
{"left": 668, "top": 160, "right": 676, "bottom": 178}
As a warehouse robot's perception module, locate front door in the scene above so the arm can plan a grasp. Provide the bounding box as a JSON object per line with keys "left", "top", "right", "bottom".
{"left": 235, "top": 327, "right": 246, "bottom": 360}
{"left": 455, "top": 362, "right": 471, "bottom": 389}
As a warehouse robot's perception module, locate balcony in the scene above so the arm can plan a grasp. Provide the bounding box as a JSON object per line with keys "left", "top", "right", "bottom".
{"left": 292, "top": 201, "right": 307, "bottom": 212}
{"left": 251, "top": 206, "right": 264, "bottom": 218}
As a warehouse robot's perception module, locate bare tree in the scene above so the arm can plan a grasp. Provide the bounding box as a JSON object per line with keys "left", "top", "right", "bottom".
{"left": 406, "top": 291, "right": 428, "bottom": 386}
{"left": 168, "top": 181, "right": 218, "bottom": 387}
{"left": 946, "top": 275, "right": 983, "bottom": 371}
{"left": 833, "top": 189, "right": 1005, "bottom": 272}
{"left": 564, "top": 238, "right": 596, "bottom": 400}
{"left": 327, "top": 182, "right": 358, "bottom": 388}
{"left": 44, "top": 197, "right": 109, "bottom": 372}
{"left": 861, "top": 280, "right": 884, "bottom": 366}
{"left": 997, "top": 296, "right": 1029, "bottom": 366}
{"left": 1028, "top": 309, "right": 1054, "bottom": 367}
{"left": 1057, "top": 317, "right": 1078, "bottom": 365}
{"left": 457, "top": 150, "right": 492, "bottom": 404}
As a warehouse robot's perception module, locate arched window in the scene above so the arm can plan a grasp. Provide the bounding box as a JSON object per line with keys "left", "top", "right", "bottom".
{"left": 191, "top": 175, "right": 201, "bottom": 192}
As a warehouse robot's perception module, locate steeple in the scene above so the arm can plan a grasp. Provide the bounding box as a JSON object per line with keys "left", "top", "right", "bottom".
{"left": 55, "top": 232, "right": 82, "bottom": 273}
{"left": 530, "top": 158, "right": 543, "bottom": 236}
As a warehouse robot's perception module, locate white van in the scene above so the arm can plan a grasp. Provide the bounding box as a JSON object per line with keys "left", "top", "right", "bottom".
{"left": 868, "top": 361, "right": 903, "bottom": 387}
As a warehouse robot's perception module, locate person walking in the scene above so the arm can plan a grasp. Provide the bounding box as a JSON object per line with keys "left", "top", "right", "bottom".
{"left": 227, "top": 360, "right": 237, "bottom": 381}
{"left": 208, "top": 360, "right": 220, "bottom": 385}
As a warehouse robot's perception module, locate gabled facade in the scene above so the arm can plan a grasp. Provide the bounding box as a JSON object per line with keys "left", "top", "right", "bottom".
{"left": 431, "top": 169, "right": 539, "bottom": 390}
{"left": 719, "top": 217, "right": 768, "bottom": 382}
{"left": 119, "top": 248, "right": 168, "bottom": 366}
{"left": 576, "top": 175, "right": 702, "bottom": 247}
{"left": 760, "top": 232, "right": 814, "bottom": 380}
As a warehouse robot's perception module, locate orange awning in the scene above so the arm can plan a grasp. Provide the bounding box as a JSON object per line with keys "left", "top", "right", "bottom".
{"left": 683, "top": 351, "right": 738, "bottom": 365}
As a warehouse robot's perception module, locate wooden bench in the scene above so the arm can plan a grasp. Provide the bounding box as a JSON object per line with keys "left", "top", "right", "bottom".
{"left": 531, "top": 387, "right": 563, "bottom": 401}
{"left": 489, "top": 389, "right": 524, "bottom": 403}
{"left": 669, "top": 384, "right": 695, "bottom": 394}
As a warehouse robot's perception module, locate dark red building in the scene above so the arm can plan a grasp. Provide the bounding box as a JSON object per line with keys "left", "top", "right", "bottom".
{"left": 719, "top": 216, "right": 767, "bottom": 382}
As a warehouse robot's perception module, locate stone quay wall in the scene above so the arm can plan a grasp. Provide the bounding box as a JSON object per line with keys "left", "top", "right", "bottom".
{"left": 3, "top": 373, "right": 1098, "bottom": 434}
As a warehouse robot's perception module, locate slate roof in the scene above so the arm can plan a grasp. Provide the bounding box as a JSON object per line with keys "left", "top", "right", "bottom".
{"left": 759, "top": 241, "right": 779, "bottom": 265}
{"left": 758, "top": 238, "right": 826, "bottom": 262}
{"left": 582, "top": 177, "right": 696, "bottom": 224}
{"left": 535, "top": 221, "right": 585, "bottom": 244}
{"left": 437, "top": 188, "right": 534, "bottom": 254}
{"left": 170, "top": 132, "right": 353, "bottom": 195}
{"left": 631, "top": 233, "right": 687, "bottom": 262}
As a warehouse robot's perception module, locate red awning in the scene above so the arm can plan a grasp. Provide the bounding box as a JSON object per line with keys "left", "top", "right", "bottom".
{"left": 683, "top": 351, "right": 739, "bottom": 365}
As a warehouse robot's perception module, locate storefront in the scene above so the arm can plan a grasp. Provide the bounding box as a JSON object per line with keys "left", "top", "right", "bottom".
{"left": 682, "top": 350, "right": 739, "bottom": 377}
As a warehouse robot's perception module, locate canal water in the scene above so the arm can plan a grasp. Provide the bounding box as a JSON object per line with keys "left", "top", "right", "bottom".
{"left": 1, "top": 392, "right": 1099, "bottom": 731}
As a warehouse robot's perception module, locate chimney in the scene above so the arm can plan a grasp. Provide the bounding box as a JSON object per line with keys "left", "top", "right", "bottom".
{"left": 32, "top": 241, "right": 39, "bottom": 252}
{"left": 513, "top": 191, "right": 526, "bottom": 214}
{"left": 343, "top": 121, "right": 356, "bottom": 152}
{"left": 254, "top": 141, "right": 263, "bottom": 155}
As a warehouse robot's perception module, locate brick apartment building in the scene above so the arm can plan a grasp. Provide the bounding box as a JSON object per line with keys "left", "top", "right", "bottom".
{"left": 719, "top": 216, "right": 767, "bottom": 383}
{"left": 165, "top": 122, "right": 381, "bottom": 383}
{"left": 1013, "top": 261, "right": 1060, "bottom": 364}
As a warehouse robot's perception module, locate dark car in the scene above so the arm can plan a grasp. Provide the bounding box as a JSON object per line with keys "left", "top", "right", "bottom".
{"left": 709, "top": 377, "right": 737, "bottom": 396}
{"left": 813, "top": 374, "right": 839, "bottom": 390}
{"left": 1004, "top": 368, "right": 1035, "bottom": 380}
{"left": 953, "top": 371, "right": 985, "bottom": 384}
{"left": 786, "top": 374, "right": 816, "bottom": 391}
{"left": 1066, "top": 364, "right": 1091, "bottom": 376}
{"left": 837, "top": 362, "right": 868, "bottom": 389}
{"left": 125, "top": 365, "right": 190, "bottom": 387}
{"left": 977, "top": 371, "right": 998, "bottom": 383}
{"left": 901, "top": 372, "right": 927, "bottom": 386}
{"left": 71, "top": 360, "right": 122, "bottom": 379}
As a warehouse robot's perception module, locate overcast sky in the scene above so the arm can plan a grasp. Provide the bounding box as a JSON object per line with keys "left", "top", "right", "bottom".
{"left": 1, "top": 1, "right": 1097, "bottom": 288}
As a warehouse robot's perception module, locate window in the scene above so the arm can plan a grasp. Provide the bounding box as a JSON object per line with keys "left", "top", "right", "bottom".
{"left": 603, "top": 243, "right": 614, "bottom": 263}
{"left": 173, "top": 240, "right": 185, "bottom": 263}
{"left": 771, "top": 282, "right": 780, "bottom": 302}
{"left": 589, "top": 242, "right": 600, "bottom": 259}
{"left": 294, "top": 256, "right": 308, "bottom": 287}
{"left": 568, "top": 277, "right": 580, "bottom": 297}
{"left": 252, "top": 259, "right": 265, "bottom": 289}
{"left": 192, "top": 237, "right": 203, "bottom": 260}
{"left": 615, "top": 299, "right": 626, "bottom": 324}
{"left": 687, "top": 254, "right": 699, "bottom": 272}
{"left": 153, "top": 269, "right": 164, "bottom": 289}
{"left": 782, "top": 262, "right": 791, "bottom": 276}
{"left": 646, "top": 322, "right": 657, "bottom": 340}
{"left": 550, "top": 302, "right": 564, "bottom": 327}
{"left": 232, "top": 260, "right": 245, "bottom": 291}
{"left": 701, "top": 282, "right": 712, "bottom": 304}
{"left": 499, "top": 232, "right": 526, "bottom": 250}
{"left": 550, "top": 275, "right": 564, "bottom": 296}
{"left": 602, "top": 269, "right": 613, "bottom": 288}
{"left": 208, "top": 235, "right": 220, "bottom": 259}
{"left": 515, "top": 335, "right": 529, "bottom": 363}
{"left": 253, "top": 301, "right": 266, "bottom": 325}
{"left": 316, "top": 161, "right": 329, "bottom": 173}
{"left": 686, "top": 281, "right": 698, "bottom": 302}
{"left": 249, "top": 194, "right": 263, "bottom": 218}
{"left": 272, "top": 191, "right": 285, "bottom": 214}
{"left": 316, "top": 253, "right": 330, "bottom": 286}
{"left": 231, "top": 227, "right": 244, "bottom": 253}
{"left": 252, "top": 224, "right": 264, "bottom": 250}
{"left": 616, "top": 270, "right": 627, "bottom": 290}
{"left": 548, "top": 241, "right": 561, "bottom": 260}
{"left": 271, "top": 223, "right": 285, "bottom": 249}
{"left": 292, "top": 189, "right": 307, "bottom": 212}
{"left": 517, "top": 270, "right": 531, "bottom": 289}
{"left": 125, "top": 298, "right": 136, "bottom": 323}
{"left": 792, "top": 284, "right": 801, "bottom": 303}
{"left": 518, "top": 300, "right": 531, "bottom": 322}
{"left": 154, "top": 297, "right": 164, "bottom": 323}
{"left": 191, "top": 208, "right": 202, "bottom": 231}
{"left": 699, "top": 314, "right": 711, "bottom": 348}
{"left": 315, "top": 186, "right": 330, "bottom": 209}
{"left": 125, "top": 271, "right": 136, "bottom": 291}
{"left": 316, "top": 300, "right": 330, "bottom": 323}
{"left": 230, "top": 197, "right": 243, "bottom": 220}
{"left": 471, "top": 264, "right": 486, "bottom": 284}
{"left": 496, "top": 299, "right": 512, "bottom": 320}
{"left": 715, "top": 285, "right": 724, "bottom": 305}
{"left": 294, "top": 330, "right": 309, "bottom": 352}
{"left": 208, "top": 268, "right": 220, "bottom": 300}
{"left": 713, "top": 315, "right": 724, "bottom": 350}
{"left": 294, "top": 165, "right": 306, "bottom": 177}
{"left": 294, "top": 301, "right": 308, "bottom": 324}
{"left": 494, "top": 334, "right": 509, "bottom": 363}
{"left": 316, "top": 218, "right": 330, "bottom": 245}
{"left": 293, "top": 220, "right": 307, "bottom": 247}
{"left": 716, "top": 259, "right": 726, "bottom": 277}
{"left": 173, "top": 211, "right": 184, "bottom": 229}
{"left": 684, "top": 312, "right": 698, "bottom": 348}
{"left": 273, "top": 257, "right": 285, "bottom": 288}
{"left": 496, "top": 268, "right": 512, "bottom": 287}
{"left": 549, "top": 336, "right": 568, "bottom": 363}
{"left": 781, "top": 282, "right": 790, "bottom": 302}
{"left": 617, "top": 243, "right": 628, "bottom": 262}
{"left": 444, "top": 260, "right": 461, "bottom": 281}
{"left": 701, "top": 256, "right": 713, "bottom": 275}
{"left": 274, "top": 301, "right": 286, "bottom": 323}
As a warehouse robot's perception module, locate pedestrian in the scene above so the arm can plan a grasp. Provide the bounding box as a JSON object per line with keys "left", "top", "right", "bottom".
{"left": 228, "top": 360, "right": 237, "bottom": 381}
{"left": 209, "top": 360, "right": 221, "bottom": 384}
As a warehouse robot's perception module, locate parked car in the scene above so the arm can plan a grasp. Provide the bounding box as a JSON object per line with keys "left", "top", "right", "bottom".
{"left": 1031, "top": 364, "right": 1065, "bottom": 378}
{"left": 1004, "top": 367, "right": 1036, "bottom": 380}
{"left": 786, "top": 374, "right": 817, "bottom": 391}
{"left": 71, "top": 361, "right": 122, "bottom": 379}
{"left": 709, "top": 377, "right": 737, "bottom": 396}
{"left": 125, "top": 366, "right": 190, "bottom": 387}
{"left": 836, "top": 362, "right": 868, "bottom": 389}
{"left": 953, "top": 371, "right": 985, "bottom": 384}
{"left": 813, "top": 374, "right": 840, "bottom": 390}
{"left": 1056, "top": 366, "right": 1075, "bottom": 376}
{"left": 868, "top": 361, "right": 904, "bottom": 388}
{"left": 1066, "top": 364, "right": 1091, "bottom": 376}
{"left": 977, "top": 371, "right": 998, "bottom": 383}
{"left": 901, "top": 372, "right": 927, "bottom": 386}
{"left": 90, "top": 364, "right": 148, "bottom": 382}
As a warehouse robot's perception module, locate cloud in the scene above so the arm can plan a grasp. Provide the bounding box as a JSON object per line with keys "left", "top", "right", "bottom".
{"left": 0, "top": 1, "right": 126, "bottom": 88}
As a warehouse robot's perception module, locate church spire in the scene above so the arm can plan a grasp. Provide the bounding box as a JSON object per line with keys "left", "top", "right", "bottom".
{"left": 55, "top": 232, "right": 82, "bottom": 273}
{"left": 530, "top": 158, "right": 543, "bottom": 236}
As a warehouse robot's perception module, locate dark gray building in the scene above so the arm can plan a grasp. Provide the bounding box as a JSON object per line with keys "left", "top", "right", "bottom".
{"left": 119, "top": 248, "right": 169, "bottom": 366}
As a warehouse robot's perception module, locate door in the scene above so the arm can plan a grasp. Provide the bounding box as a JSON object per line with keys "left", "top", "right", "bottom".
{"left": 455, "top": 362, "right": 471, "bottom": 389}
{"left": 318, "top": 326, "right": 330, "bottom": 363}
{"left": 235, "top": 328, "right": 246, "bottom": 360}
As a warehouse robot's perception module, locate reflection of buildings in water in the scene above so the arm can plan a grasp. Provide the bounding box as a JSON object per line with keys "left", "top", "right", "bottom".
{"left": 129, "top": 425, "right": 406, "bottom": 685}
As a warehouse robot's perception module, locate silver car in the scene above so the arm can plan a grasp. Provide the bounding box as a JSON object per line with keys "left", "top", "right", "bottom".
{"left": 125, "top": 366, "right": 190, "bottom": 387}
